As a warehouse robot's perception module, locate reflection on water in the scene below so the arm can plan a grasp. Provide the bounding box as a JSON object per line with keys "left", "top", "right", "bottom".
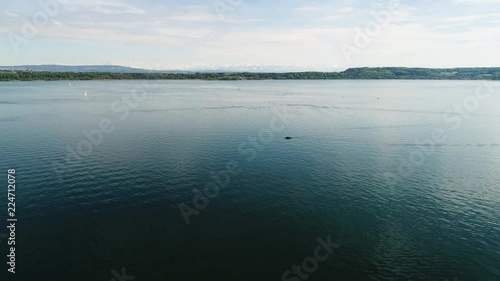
{"left": 0, "top": 80, "right": 499, "bottom": 280}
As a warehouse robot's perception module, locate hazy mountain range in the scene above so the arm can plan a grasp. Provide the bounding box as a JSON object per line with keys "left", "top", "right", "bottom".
{"left": 0, "top": 64, "right": 342, "bottom": 73}
{"left": 0, "top": 65, "right": 170, "bottom": 73}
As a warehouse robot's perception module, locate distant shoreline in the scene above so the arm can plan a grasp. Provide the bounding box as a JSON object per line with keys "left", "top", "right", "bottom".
{"left": 1, "top": 67, "right": 499, "bottom": 81}
{"left": 2, "top": 79, "right": 500, "bottom": 83}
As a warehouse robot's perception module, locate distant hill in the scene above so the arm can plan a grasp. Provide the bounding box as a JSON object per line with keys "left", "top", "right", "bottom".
{"left": 0, "top": 64, "right": 339, "bottom": 73}
{"left": 0, "top": 65, "right": 188, "bottom": 73}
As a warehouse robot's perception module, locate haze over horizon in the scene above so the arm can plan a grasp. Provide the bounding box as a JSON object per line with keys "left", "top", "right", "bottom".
{"left": 1, "top": 0, "right": 500, "bottom": 71}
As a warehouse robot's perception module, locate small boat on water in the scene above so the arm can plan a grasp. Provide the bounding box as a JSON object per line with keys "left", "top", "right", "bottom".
{"left": 285, "top": 136, "right": 293, "bottom": 140}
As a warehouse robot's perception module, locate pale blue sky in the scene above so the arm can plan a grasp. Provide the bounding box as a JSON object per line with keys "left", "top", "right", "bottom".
{"left": 1, "top": 0, "right": 499, "bottom": 70}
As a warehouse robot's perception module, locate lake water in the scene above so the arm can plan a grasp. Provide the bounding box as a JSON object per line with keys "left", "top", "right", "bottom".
{"left": 0, "top": 80, "right": 499, "bottom": 281}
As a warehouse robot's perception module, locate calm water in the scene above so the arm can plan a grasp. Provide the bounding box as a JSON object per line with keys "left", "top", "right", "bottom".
{"left": 0, "top": 80, "right": 499, "bottom": 281}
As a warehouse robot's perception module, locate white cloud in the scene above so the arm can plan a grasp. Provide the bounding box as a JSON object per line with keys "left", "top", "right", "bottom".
{"left": 442, "top": 15, "right": 487, "bottom": 22}
{"left": 5, "top": 12, "right": 20, "bottom": 17}
{"left": 453, "top": 0, "right": 500, "bottom": 4}
{"left": 57, "top": 0, "right": 146, "bottom": 14}
{"left": 442, "top": 13, "right": 500, "bottom": 23}
{"left": 337, "top": 7, "right": 355, "bottom": 13}
{"left": 1, "top": 1, "right": 499, "bottom": 68}
{"left": 294, "top": 6, "right": 321, "bottom": 13}
{"left": 318, "top": 15, "right": 344, "bottom": 22}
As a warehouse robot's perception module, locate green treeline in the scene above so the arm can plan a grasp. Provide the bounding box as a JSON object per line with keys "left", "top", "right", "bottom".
{"left": 1, "top": 67, "right": 499, "bottom": 81}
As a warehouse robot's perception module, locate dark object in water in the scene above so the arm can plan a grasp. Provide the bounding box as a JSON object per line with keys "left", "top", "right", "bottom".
{"left": 285, "top": 136, "right": 293, "bottom": 140}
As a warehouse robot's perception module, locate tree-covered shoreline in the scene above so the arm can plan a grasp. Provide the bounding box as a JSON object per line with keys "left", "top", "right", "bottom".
{"left": 1, "top": 67, "right": 499, "bottom": 81}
